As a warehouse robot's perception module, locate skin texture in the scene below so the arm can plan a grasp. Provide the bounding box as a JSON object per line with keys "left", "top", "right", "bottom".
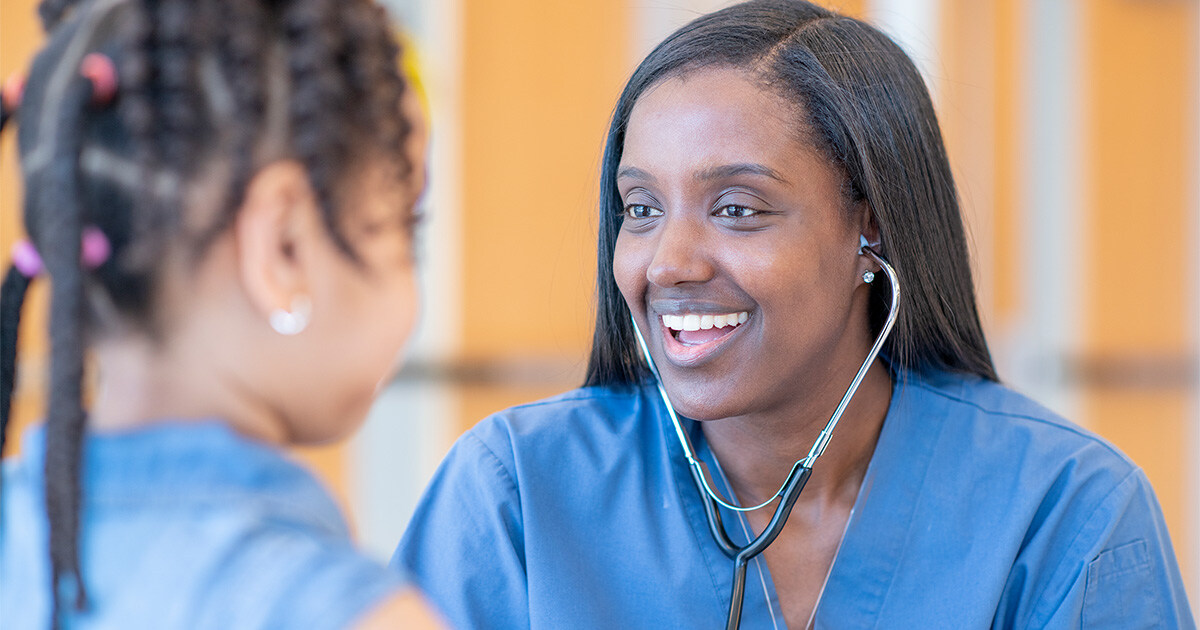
{"left": 614, "top": 66, "right": 893, "bottom": 628}
{"left": 86, "top": 92, "right": 444, "bottom": 627}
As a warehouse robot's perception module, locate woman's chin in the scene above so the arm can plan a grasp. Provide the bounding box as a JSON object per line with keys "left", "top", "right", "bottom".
{"left": 663, "top": 379, "right": 754, "bottom": 422}
{"left": 670, "top": 398, "right": 741, "bottom": 423}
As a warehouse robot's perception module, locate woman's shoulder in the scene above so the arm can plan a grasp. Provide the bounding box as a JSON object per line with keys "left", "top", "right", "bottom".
{"left": 904, "top": 369, "right": 1136, "bottom": 475}
{"left": 481, "top": 384, "right": 650, "bottom": 426}
{"left": 459, "top": 383, "right": 662, "bottom": 467}
{"left": 876, "top": 370, "right": 1193, "bottom": 627}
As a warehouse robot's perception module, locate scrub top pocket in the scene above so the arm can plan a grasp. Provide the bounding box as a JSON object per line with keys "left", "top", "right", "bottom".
{"left": 1082, "top": 539, "right": 1164, "bottom": 629}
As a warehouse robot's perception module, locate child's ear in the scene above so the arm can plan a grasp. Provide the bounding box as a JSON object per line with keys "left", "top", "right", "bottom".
{"left": 234, "top": 160, "right": 321, "bottom": 330}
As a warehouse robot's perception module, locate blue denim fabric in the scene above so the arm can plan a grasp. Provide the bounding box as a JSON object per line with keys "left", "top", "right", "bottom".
{"left": 1, "top": 421, "right": 402, "bottom": 629}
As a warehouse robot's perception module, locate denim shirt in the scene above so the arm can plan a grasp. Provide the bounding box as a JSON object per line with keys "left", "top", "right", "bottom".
{"left": 1, "top": 421, "right": 403, "bottom": 629}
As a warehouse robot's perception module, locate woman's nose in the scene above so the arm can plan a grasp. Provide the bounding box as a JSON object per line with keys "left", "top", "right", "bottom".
{"left": 645, "top": 217, "right": 715, "bottom": 287}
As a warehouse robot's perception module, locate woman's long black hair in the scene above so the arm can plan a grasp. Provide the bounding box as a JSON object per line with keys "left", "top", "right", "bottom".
{"left": 584, "top": 0, "right": 996, "bottom": 387}
{"left": 0, "top": 0, "right": 413, "bottom": 627}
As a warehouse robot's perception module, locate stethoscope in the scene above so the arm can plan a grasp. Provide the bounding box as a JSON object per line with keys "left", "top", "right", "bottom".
{"left": 629, "top": 239, "right": 901, "bottom": 630}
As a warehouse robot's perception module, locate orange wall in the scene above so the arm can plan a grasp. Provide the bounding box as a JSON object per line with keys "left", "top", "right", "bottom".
{"left": 458, "top": 1, "right": 628, "bottom": 361}
{"left": 3, "top": 0, "right": 1196, "bottom": 591}
{"left": 939, "top": 0, "right": 1198, "bottom": 595}
{"left": 454, "top": 0, "right": 632, "bottom": 429}
{"left": 1082, "top": 0, "right": 1198, "bottom": 587}
{"left": 0, "top": 0, "right": 46, "bottom": 458}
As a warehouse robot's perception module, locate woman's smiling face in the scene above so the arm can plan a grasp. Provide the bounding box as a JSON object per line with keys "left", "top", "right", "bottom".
{"left": 614, "top": 66, "right": 874, "bottom": 422}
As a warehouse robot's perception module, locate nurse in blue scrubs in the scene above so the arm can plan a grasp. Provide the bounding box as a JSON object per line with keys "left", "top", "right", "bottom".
{"left": 394, "top": 1, "right": 1194, "bottom": 628}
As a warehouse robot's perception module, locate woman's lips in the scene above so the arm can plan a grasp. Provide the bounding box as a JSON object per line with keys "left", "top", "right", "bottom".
{"left": 658, "top": 311, "right": 749, "bottom": 365}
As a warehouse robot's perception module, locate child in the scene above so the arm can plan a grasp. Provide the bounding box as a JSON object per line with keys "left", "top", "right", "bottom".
{"left": 0, "top": 0, "right": 443, "bottom": 628}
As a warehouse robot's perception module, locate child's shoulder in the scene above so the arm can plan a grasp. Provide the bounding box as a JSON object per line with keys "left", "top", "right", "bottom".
{"left": 1, "top": 421, "right": 404, "bottom": 629}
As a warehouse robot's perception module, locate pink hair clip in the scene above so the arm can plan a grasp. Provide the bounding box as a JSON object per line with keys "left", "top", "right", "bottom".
{"left": 10, "top": 227, "right": 111, "bottom": 278}
{"left": 80, "top": 53, "right": 118, "bottom": 105}
{"left": 1, "top": 72, "right": 25, "bottom": 110}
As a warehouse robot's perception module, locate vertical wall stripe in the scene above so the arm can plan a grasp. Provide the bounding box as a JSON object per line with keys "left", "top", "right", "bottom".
{"left": 384, "top": 0, "right": 464, "bottom": 362}
{"left": 631, "top": 1, "right": 869, "bottom": 72}
{"left": 1194, "top": 7, "right": 1200, "bottom": 599}
{"left": 1190, "top": 12, "right": 1200, "bottom": 597}
{"left": 990, "top": 0, "right": 1023, "bottom": 326}
{"left": 937, "top": 1, "right": 997, "bottom": 331}
{"left": 866, "top": 0, "right": 942, "bottom": 101}
{"left": 353, "top": 381, "right": 458, "bottom": 560}
{"left": 1007, "top": 0, "right": 1083, "bottom": 420}
{"left": 352, "top": 0, "right": 464, "bottom": 559}
{"left": 631, "top": 0, "right": 735, "bottom": 65}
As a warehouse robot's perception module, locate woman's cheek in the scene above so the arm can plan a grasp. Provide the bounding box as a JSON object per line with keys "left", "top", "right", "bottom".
{"left": 612, "top": 236, "right": 645, "bottom": 306}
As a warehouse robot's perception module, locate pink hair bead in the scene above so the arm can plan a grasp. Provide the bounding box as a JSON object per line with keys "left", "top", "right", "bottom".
{"left": 10, "top": 228, "right": 110, "bottom": 278}
{"left": 12, "top": 240, "right": 43, "bottom": 277}
{"left": 81, "top": 227, "right": 111, "bottom": 269}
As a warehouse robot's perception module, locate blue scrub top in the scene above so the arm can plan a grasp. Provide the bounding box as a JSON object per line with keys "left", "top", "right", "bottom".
{"left": 395, "top": 370, "right": 1194, "bottom": 629}
{"left": 1, "top": 421, "right": 404, "bottom": 629}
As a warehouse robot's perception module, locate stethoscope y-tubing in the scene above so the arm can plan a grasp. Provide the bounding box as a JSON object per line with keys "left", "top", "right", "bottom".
{"left": 630, "top": 244, "right": 900, "bottom": 630}
{"left": 706, "top": 464, "right": 812, "bottom": 630}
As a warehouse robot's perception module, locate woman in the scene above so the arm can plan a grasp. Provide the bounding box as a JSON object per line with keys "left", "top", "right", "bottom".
{"left": 0, "top": 0, "right": 442, "bottom": 627}
{"left": 395, "top": 1, "right": 1192, "bottom": 628}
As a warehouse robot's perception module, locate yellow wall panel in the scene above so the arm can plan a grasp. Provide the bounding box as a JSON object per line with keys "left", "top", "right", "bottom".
{"left": 1084, "top": 0, "right": 1196, "bottom": 354}
{"left": 459, "top": 0, "right": 630, "bottom": 362}
{"left": 1, "top": 0, "right": 43, "bottom": 459}
{"left": 938, "top": 0, "right": 1026, "bottom": 327}
{"left": 989, "top": 0, "right": 1024, "bottom": 324}
{"left": 1080, "top": 0, "right": 1198, "bottom": 600}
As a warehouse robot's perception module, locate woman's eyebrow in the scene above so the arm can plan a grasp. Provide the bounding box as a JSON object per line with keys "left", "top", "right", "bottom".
{"left": 694, "top": 163, "right": 786, "bottom": 183}
{"left": 617, "top": 166, "right": 656, "bottom": 182}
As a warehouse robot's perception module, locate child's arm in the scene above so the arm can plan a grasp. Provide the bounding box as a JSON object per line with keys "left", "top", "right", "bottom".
{"left": 353, "top": 589, "right": 447, "bottom": 630}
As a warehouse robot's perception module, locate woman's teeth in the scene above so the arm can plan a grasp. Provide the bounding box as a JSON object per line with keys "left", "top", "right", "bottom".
{"left": 661, "top": 312, "right": 749, "bottom": 332}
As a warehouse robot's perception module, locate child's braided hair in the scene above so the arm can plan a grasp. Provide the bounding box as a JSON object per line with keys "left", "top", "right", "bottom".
{"left": 0, "top": 0, "right": 414, "bottom": 626}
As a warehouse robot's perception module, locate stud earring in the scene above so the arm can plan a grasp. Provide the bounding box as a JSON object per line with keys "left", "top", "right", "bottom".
{"left": 862, "top": 270, "right": 875, "bottom": 284}
{"left": 270, "top": 295, "right": 312, "bottom": 335}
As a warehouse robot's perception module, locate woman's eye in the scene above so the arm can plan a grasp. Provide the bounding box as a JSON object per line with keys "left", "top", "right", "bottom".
{"left": 715, "top": 205, "right": 758, "bottom": 218}
{"left": 624, "top": 204, "right": 662, "bottom": 219}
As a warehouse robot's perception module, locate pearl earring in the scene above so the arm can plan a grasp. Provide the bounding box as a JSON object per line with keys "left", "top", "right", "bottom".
{"left": 270, "top": 295, "right": 312, "bottom": 335}
{"left": 862, "top": 270, "right": 875, "bottom": 284}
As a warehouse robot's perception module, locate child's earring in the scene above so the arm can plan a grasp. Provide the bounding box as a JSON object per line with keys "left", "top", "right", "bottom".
{"left": 270, "top": 295, "right": 312, "bottom": 335}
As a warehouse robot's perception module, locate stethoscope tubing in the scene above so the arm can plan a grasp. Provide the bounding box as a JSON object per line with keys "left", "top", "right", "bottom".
{"left": 630, "top": 244, "right": 901, "bottom": 630}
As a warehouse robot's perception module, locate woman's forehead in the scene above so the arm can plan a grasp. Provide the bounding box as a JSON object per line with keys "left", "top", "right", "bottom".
{"left": 620, "top": 67, "right": 824, "bottom": 186}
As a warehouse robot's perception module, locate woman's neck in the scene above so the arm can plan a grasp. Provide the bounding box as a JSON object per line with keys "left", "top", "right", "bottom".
{"left": 700, "top": 361, "right": 892, "bottom": 510}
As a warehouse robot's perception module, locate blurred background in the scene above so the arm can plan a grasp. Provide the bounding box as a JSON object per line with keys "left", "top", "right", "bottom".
{"left": 2, "top": 0, "right": 1198, "bottom": 604}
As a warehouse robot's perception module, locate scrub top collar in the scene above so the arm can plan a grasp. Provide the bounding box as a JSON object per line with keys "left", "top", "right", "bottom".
{"left": 656, "top": 370, "right": 945, "bottom": 628}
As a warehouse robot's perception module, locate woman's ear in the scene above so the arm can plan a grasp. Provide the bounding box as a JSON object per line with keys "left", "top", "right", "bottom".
{"left": 854, "top": 202, "right": 882, "bottom": 282}
{"left": 855, "top": 201, "right": 881, "bottom": 251}
{"left": 234, "top": 160, "right": 321, "bottom": 331}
